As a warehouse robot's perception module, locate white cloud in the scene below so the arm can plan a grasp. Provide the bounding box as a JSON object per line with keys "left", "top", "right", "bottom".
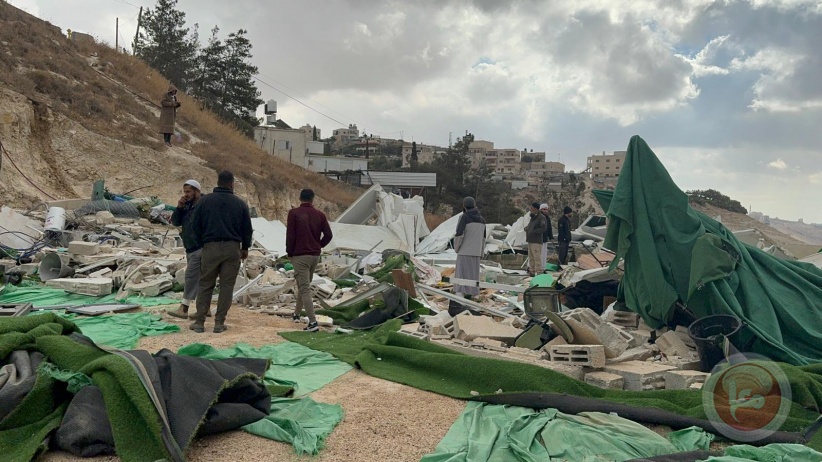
{"left": 768, "top": 159, "right": 787, "bottom": 169}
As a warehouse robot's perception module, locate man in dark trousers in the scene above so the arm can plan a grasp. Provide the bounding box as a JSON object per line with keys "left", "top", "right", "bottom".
{"left": 557, "top": 206, "right": 573, "bottom": 266}
{"left": 539, "top": 203, "right": 554, "bottom": 273}
{"left": 525, "top": 202, "right": 548, "bottom": 276}
{"left": 167, "top": 179, "right": 207, "bottom": 319}
{"left": 189, "top": 171, "right": 252, "bottom": 333}
{"left": 286, "top": 189, "right": 333, "bottom": 332}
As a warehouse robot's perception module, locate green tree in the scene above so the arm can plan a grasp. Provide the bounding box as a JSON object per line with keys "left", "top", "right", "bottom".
{"left": 192, "top": 26, "right": 224, "bottom": 111}
{"left": 216, "top": 29, "right": 263, "bottom": 135}
{"left": 136, "top": 0, "right": 198, "bottom": 90}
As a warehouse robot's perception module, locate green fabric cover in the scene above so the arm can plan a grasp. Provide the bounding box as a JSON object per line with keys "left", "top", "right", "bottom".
{"left": 281, "top": 322, "right": 822, "bottom": 451}
{"left": 0, "top": 285, "right": 178, "bottom": 308}
{"left": 599, "top": 136, "right": 822, "bottom": 365}
{"left": 668, "top": 426, "right": 716, "bottom": 453}
{"left": 242, "top": 397, "right": 344, "bottom": 456}
{"left": 701, "top": 443, "right": 822, "bottom": 461}
{"left": 177, "top": 342, "right": 351, "bottom": 397}
{"left": 421, "top": 402, "right": 713, "bottom": 462}
{"left": 529, "top": 274, "right": 554, "bottom": 287}
{"left": 64, "top": 312, "right": 180, "bottom": 349}
{"left": 0, "top": 313, "right": 171, "bottom": 462}
{"left": 39, "top": 362, "right": 93, "bottom": 393}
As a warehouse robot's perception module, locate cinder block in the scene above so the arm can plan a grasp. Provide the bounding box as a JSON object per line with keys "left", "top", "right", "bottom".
{"left": 453, "top": 315, "right": 523, "bottom": 343}
{"left": 585, "top": 371, "right": 625, "bottom": 390}
{"left": 68, "top": 241, "right": 100, "bottom": 256}
{"left": 127, "top": 274, "right": 173, "bottom": 297}
{"left": 89, "top": 268, "right": 113, "bottom": 279}
{"left": 549, "top": 344, "right": 606, "bottom": 368}
{"left": 560, "top": 308, "right": 603, "bottom": 331}
{"left": 595, "top": 323, "right": 629, "bottom": 358}
{"left": 606, "top": 346, "right": 655, "bottom": 364}
{"left": 604, "top": 360, "right": 677, "bottom": 391}
{"left": 605, "top": 311, "right": 640, "bottom": 328}
{"left": 545, "top": 335, "right": 568, "bottom": 347}
{"left": 660, "top": 355, "right": 702, "bottom": 371}
{"left": 656, "top": 331, "right": 693, "bottom": 359}
{"left": 629, "top": 329, "right": 652, "bottom": 348}
{"left": 664, "top": 370, "right": 710, "bottom": 390}
{"left": 675, "top": 326, "right": 697, "bottom": 349}
{"left": 95, "top": 211, "right": 115, "bottom": 225}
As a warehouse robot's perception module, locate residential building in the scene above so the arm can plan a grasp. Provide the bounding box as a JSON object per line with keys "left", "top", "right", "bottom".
{"left": 307, "top": 140, "right": 325, "bottom": 155}
{"left": 254, "top": 124, "right": 308, "bottom": 167}
{"left": 300, "top": 124, "right": 321, "bottom": 142}
{"left": 332, "top": 124, "right": 359, "bottom": 148}
{"left": 526, "top": 151, "right": 547, "bottom": 162}
{"left": 525, "top": 161, "right": 566, "bottom": 178}
{"left": 355, "top": 135, "right": 381, "bottom": 156}
{"left": 587, "top": 150, "right": 626, "bottom": 180}
{"left": 306, "top": 155, "right": 368, "bottom": 173}
{"left": 469, "top": 140, "right": 494, "bottom": 169}
{"left": 401, "top": 142, "right": 438, "bottom": 168}
{"left": 486, "top": 149, "right": 521, "bottom": 178}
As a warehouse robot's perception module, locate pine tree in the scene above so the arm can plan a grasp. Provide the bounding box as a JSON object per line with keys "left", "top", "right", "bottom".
{"left": 192, "top": 26, "right": 225, "bottom": 112}
{"left": 216, "top": 29, "right": 263, "bottom": 136}
{"left": 136, "top": 0, "right": 198, "bottom": 91}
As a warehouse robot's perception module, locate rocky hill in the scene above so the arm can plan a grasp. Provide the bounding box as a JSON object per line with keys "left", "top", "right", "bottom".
{"left": 0, "top": 2, "right": 358, "bottom": 220}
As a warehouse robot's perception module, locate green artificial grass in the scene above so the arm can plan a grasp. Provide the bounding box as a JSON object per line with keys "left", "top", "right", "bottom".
{"left": 281, "top": 321, "right": 822, "bottom": 451}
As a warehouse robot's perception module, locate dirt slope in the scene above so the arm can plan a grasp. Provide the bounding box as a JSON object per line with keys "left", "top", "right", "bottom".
{"left": 0, "top": 2, "right": 359, "bottom": 220}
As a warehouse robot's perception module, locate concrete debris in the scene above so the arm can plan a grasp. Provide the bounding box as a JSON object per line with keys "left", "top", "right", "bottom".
{"left": 664, "top": 370, "right": 710, "bottom": 390}
{"left": 604, "top": 361, "right": 678, "bottom": 391}
{"left": 585, "top": 371, "right": 625, "bottom": 390}
{"left": 549, "top": 344, "right": 606, "bottom": 368}
{"left": 45, "top": 277, "right": 113, "bottom": 296}
{"left": 453, "top": 314, "right": 523, "bottom": 343}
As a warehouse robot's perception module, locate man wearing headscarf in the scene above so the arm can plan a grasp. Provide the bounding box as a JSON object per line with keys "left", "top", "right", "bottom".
{"left": 159, "top": 85, "right": 180, "bottom": 147}
{"left": 167, "top": 179, "right": 205, "bottom": 319}
{"left": 454, "top": 197, "right": 486, "bottom": 299}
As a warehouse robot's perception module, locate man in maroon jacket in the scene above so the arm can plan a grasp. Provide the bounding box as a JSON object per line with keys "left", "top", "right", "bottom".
{"left": 286, "top": 189, "right": 333, "bottom": 332}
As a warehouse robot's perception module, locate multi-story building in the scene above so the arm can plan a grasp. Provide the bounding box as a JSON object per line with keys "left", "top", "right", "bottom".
{"left": 355, "top": 135, "right": 381, "bottom": 156}
{"left": 468, "top": 140, "right": 494, "bottom": 169}
{"left": 525, "top": 161, "right": 566, "bottom": 178}
{"left": 401, "top": 142, "right": 439, "bottom": 168}
{"left": 299, "top": 124, "right": 321, "bottom": 142}
{"left": 332, "top": 124, "right": 359, "bottom": 148}
{"left": 587, "top": 150, "right": 626, "bottom": 180}
{"left": 486, "top": 149, "right": 521, "bottom": 178}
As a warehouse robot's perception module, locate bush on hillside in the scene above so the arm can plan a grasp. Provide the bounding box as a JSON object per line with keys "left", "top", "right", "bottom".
{"left": 686, "top": 189, "right": 748, "bottom": 214}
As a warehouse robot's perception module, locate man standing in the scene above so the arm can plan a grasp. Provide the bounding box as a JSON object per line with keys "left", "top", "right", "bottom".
{"left": 286, "top": 189, "right": 333, "bottom": 332}
{"left": 189, "top": 171, "right": 252, "bottom": 333}
{"left": 454, "top": 196, "right": 486, "bottom": 300}
{"left": 557, "top": 206, "right": 573, "bottom": 265}
{"left": 525, "top": 202, "right": 547, "bottom": 276}
{"left": 159, "top": 85, "right": 180, "bottom": 147}
{"left": 539, "top": 203, "right": 554, "bottom": 273}
{"left": 168, "top": 179, "right": 206, "bottom": 319}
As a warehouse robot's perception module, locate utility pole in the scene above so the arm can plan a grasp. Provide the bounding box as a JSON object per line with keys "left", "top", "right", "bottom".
{"left": 132, "top": 6, "right": 143, "bottom": 53}
{"left": 115, "top": 18, "right": 118, "bottom": 51}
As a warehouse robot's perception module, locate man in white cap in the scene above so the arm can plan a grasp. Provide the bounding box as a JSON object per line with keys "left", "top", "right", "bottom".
{"left": 168, "top": 179, "right": 205, "bottom": 319}
{"left": 539, "top": 203, "right": 554, "bottom": 273}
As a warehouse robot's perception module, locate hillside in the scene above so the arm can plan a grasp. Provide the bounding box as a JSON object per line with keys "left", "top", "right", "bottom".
{"left": 0, "top": 2, "right": 359, "bottom": 220}
{"left": 765, "top": 217, "right": 822, "bottom": 246}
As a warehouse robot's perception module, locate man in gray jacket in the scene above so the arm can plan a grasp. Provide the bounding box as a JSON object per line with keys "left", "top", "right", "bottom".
{"left": 525, "top": 202, "right": 548, "bottom": 276}
{"left": 454, "top": 197, "right": 486, "bottom": 299}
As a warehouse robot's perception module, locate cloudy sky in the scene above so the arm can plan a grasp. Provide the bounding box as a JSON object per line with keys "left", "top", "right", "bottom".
{"left": 9, "top": 0, "right": 822, "bottom": 222}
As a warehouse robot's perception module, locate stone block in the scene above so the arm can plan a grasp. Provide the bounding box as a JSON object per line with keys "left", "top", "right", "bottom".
{"left": 585, "top": 371, "right": 624, "bottom": 390}
{"left": 605, "top": 311, "right": 640, "bottom": 328}
{"left": 18, "top": 263, "right": 39, "bottom": 275}
{"left": 604, "top": 360, "right": 677, "bottom": 391}
{"left": 660, "top": 355, "right": 703, "bottom": 371}
{"left": 453, "top": 315, "right": 523, "bottom": 343}
{"left": 664, "top": 370, "right": 710, "bottom": 390}
{"left": 89, "top": 268, "right": 113, "bottom": 279}
{"left": 595, "top": 323, "right": 629, "bottom": 358}
{"left": 46, "top": 277, "right": 113, "bottom": 296}
{"left": 95, "top": 211, "right": 115, "bottom": 225}
{"left": 564, "top": 318, "right": 602, "bottom": 346}
{"left": 675, "top": 325, "right": 697, "bottom": 349}
{"left": 127, "top": 274, "right": 174, "bottom": 297}
{"left": 545, "top": 335, "right": 568, "bottom": 347}
{"left": 656, "top": 331, "right": 693, "bottom": 359}
{"left": 629, "top": 329, "right": 652, "bottom": 348}
{"left": 549, "top": 344, "right": 606, "bottom": 368}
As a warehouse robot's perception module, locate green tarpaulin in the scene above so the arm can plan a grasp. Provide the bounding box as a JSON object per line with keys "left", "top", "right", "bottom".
{"left": 177, "top": 342, "right": 352, "bottom": 397}
{"left": 242, "top": 397, "right": 344, "bottom": 456}
{"left": 701, "top": 443, "right": 822, "bottom": 461}
{"left": 598, "top": 136, "right": 822, "bottom": 365}
{"left": 65, "top": 312, "right": 180, "bottom": 349}
{"left": 282, "top": 322, "right": 822, "bottom": 451}
{"left": 0, "top": 285, "right": 178, "bottom": 308}
{"left": 422, "top": 402, "right": 713, "bottom": 462}
{"left": 177, "top": 341, "right": 350, "bottom": 455}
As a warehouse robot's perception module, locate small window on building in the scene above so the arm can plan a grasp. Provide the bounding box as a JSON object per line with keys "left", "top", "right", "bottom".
{"left": 616, "top": 158, "right": 620, "bottom": 162}
{"left": 606, "top": 166, "right": 609, "bottom": 169}
{"left": 606, "top": 159, "right": 610, "bottom": 162}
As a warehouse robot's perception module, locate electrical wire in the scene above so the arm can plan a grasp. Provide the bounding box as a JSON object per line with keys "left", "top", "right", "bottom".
{"left": 253, "top": 75, "right": 348, "bottom": 127}
{"left": 110, "top": 0, "right": 141, "bottom": 9}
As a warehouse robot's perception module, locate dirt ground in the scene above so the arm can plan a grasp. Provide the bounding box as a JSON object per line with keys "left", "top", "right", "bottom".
{"left": 39, "top": 303, "right": 466, "bottom": 462}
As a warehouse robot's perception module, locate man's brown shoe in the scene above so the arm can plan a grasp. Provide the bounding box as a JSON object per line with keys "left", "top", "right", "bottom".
{"left": 168, "top": 305, "right": 189, "bottom": 319}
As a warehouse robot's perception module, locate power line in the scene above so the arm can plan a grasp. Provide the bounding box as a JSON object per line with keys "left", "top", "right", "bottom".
{"left": 110, "top": 0, "right": 141, "bottom": 9}
{"left": 256, "top": 72, "right": 357, "bottom": 125}
{"left": 252, "top": 75, "right": 348, "bottom": 127}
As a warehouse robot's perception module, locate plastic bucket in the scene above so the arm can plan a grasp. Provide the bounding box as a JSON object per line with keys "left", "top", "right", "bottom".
{"left": 44, "top": 207, "right": 66, "bottom": 232}
{"left": 688, "top": 315, "right": 743, "bottom": 372}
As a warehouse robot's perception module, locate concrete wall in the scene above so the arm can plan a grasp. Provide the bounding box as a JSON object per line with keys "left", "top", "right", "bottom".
{"left": 254, "top": 126, "right": 307, "bottom": 167}
{"left": 306, "top": 155, "right": 368, "bottom": 172}
{"left": 587, "top": 151, "right": 626, "bottom": 179}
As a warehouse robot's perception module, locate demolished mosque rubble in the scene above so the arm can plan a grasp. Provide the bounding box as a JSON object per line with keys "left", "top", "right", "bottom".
{"left": 2, "top": 136, "right": 822, "bottom": 461}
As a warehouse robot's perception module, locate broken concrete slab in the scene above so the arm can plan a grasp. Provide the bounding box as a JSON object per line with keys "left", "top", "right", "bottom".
{"left": 564, "top": 318, "right": 601, "bottom": 346}
{"left": 560, "top": 307, "right": 603, "bottom": 331}
{"left": 606, "top": 346, "right": 655, "bottom": 364}
{"left": 664, "top": 370, "right": 710, "bottom": 390}
{"left": 585, "top": 371, "right": 624, "bottom": 390}
{"left": 656, "top": 331, "right": 693, "bottom": 359}
{"left": 660, "top": 355, "right": 702, "bottom": 371}
{"left": 126, "top": 274, "right": 174, "bottom": 297}
{"left": 628, "top": 329, "right": 652, "bottom": 348}
{"left": 453, "top": 315, "right": 523, "bottom": 343}
{"left": 95, "top": 211, "right": 115, "bottom": 225}
{"left": 603, "top": 361, "right": 677, "bottom": 391}
{"left": 45, "top": 277, "right": 113, "bottom": 296}
{"left": 549, "top": 344, "right": 606, "bottom": 368}
{"left": 594, "top": 323, "right": 629, "bottom": 358}
{"left": 604, "top": 310, "right": 640, "bottom": 328}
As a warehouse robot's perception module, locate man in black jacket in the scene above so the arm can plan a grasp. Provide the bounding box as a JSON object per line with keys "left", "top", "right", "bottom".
{"left": 539, "top": 203, "right": 554, "bottom": 273}
{"left": 167, "top": 179, "right": 204, "bottom": 319}
{"left": 557, "top": 206, "right": 573, "bottom": 265}
{"left": 189, "top": 171, "right": 253, "bottom": 333}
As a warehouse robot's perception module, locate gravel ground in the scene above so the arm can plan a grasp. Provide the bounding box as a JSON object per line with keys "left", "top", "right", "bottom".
{"left": 40, "top": 303, "right": 465, "bottom": 462}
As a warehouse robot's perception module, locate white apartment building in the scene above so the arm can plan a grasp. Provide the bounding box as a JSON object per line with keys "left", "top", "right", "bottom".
{"left": 587, "top": 150, "right": 626, "bottom": 180}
